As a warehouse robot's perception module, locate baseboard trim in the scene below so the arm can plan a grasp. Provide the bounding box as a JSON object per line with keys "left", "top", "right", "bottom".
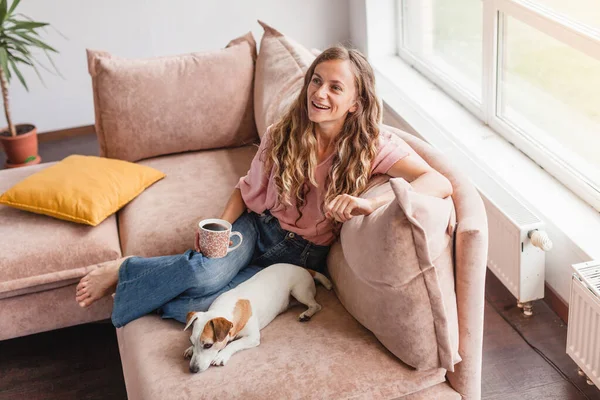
{"left": 545, "top": 283, "right": 569, "bottom": 324}
{"left": 38, "top": 125, "right": 95, "bottom": 143}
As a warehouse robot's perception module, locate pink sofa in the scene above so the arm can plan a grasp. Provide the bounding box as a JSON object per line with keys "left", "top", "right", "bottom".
{"left": 0, "top": 126, "right": 488, "bottom": 399}
{"left": 0, "top": 29, "right": 488, "bottom": 400}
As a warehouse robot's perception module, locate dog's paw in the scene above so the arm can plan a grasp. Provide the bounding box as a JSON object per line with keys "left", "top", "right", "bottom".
{"left": 211, "top": 352, "right": 231, "bottom": 367}
{"left": 183, "top": 346, "right": 194, "bottom": 359}
{"left": 298, "top": 313, "right": 312, "bottom": 322}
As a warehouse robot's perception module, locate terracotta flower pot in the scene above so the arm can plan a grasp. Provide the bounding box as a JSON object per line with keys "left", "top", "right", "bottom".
{"left": 0, "top": 124, "right": 41, "bottom": 168}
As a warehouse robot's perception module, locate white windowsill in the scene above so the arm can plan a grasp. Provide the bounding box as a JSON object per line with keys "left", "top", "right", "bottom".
{"left": 373, "top": 55, "right": 600, "bottom": 302}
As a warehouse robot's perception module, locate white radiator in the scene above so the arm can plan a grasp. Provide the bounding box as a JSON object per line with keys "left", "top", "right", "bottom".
{"left": 567, "top": 261, "right": 600, "bottom": 387}
{"left": 442, "top": 147, "right": 551, "bottom": 315}
{"left": 479, "top": 183, "right": 545, "bottom": 306}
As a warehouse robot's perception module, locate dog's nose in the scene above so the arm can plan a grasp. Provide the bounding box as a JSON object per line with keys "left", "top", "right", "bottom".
{"left": 189, "top": 364, "right": 200, "bottom": 373}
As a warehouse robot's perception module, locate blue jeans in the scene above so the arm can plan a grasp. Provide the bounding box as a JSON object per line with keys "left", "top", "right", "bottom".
{"left": 111, "top": 211, "right": 330, "bottom": 327}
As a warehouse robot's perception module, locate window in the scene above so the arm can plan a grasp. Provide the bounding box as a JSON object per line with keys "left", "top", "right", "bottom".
{"left": 529, "top": 0, "right": 600, "bottom": 32}
{"left": 402, "top": 0, "right": 483, "bottom": 100}
{"left": 396, "top": 0, "right": 600, "bottom": 210}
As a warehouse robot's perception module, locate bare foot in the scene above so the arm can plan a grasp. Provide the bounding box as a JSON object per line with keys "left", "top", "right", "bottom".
{"left": 75, "top": 257, "right": 130, "bottom": 308}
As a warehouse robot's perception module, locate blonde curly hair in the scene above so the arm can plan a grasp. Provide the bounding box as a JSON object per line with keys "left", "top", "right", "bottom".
{"left": 263, "top": 46, "right": 382, "bottom": 226}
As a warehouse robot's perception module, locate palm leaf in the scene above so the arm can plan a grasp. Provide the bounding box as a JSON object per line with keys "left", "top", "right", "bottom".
{"left": 8, "top": 43, "right": 32, "bottom": 58}
{"left": 29, "top": 61, "right": 44, "bottom": 87}
{"left": 7, "top": 0, "right": 20, "bottom": 17}
{"left": 9, "top": 53, "right": 32, "bottom": 65}
{"left": 44, "top": 49, "right": 61, "bottom": 77}
{"left": 7, "top": 21, "right": 48, "bottom": 31}
{"left": 4, "top": 33, "right": 33, "bottom": 48}
{"left": 5, "top": 39, "right": 53, "bottom": 83}
{"left": 0, "top": 1, "right": 61, "bottom": 97}
{"left": 14, "top": 31, "right": 57, "bottom": 52}
{"left": 13, "top": 12, "right": 32, "bottom": 21}
{"left": 0, "top": 0, "right": 7, "bottom": 24}
{"left": 8, "top": 57, "right": 26, "bottom": 90}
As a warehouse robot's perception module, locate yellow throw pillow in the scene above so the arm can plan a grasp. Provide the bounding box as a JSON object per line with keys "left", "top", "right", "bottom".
{"left": 0, "top": 155, "right": 166, "bottom": 226}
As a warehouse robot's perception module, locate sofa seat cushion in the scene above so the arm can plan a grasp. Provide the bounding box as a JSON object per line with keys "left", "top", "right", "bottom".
{"left": 116, "top": 287, "right": 448, "bottom": 400}
{"left": 0, "top": 282, "right": 114, "bottom": 341}
{"left": 0, "top": 163, "right": 122, "bottom": 299}
{"left": 118, "top": 146, "right": 257, "bottom": 257}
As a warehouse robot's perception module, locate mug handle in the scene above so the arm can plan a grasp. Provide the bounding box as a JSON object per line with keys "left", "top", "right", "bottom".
{"left": 227, "top": 231, "right": 243, "bottom": 253}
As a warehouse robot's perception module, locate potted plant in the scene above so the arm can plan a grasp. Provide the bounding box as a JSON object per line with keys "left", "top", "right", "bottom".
{"left": 0, "top": 0, "right": 59, "bottom": 168}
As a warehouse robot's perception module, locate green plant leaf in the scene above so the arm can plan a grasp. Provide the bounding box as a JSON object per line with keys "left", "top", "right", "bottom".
{"left": 4, "top": 36, "right": 34, "bottom": 55}
{"left": 15, "top": 31, "right": 57, "bottom": 52}
{"left": 9, "top": 54, "right": 32, "bottom": 65}
{"left": 10, "top": 48, "right": 49, "bottom": 84}
{"left": 29, "top": 61, "right": 44, "bottom": 86}
{"left": 4, "top": 33, "right": 29, "bottom": 44}
{"left": 13, "top": 12, "right": 32, "bottom": 21}
{"left": 24, "top": 155, "right": 36, "bottom": 163}
{"left": 7, "top": 47, "right": 32, "bottom": 61}
{"left": 7, "top": 21, "right": 48, "bottom": 31}
{"left": 8, "top": 57, "right": 27, "bottom": 90}
{"left": 31, "top": 54, "right": 54, "bottom": 75}
{"left": 9, "top": 39, "right": 34, "bottom": 56}
{"left": 0, "top": 2, "right": 62, "bottom": 88}
{"left": 0, "top": 0, "right": 7, "bottom": 24}
{"left": 7, "top": 0, "right": 21, "bottom": 17}
{"left": 43, "top": 50, "right": 61, "bottom": 78}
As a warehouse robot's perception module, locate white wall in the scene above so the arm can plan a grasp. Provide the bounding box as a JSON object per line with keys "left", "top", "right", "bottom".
{"left": 349, "top": 0, "right": 368, "bottom": 54}
{"left": 5, "top": 0, "right": 350, "bottom": 133}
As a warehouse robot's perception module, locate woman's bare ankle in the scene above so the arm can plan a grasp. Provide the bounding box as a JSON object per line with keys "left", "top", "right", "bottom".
{"left": 75, "top": 256, "right": 134, "bottom": 307}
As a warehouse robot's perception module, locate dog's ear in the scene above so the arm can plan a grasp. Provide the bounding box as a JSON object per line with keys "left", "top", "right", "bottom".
{"left": 211, "top": 317, "right": 233, "bottom": 342}
{"left": 184, "top": 312, "right": 199, "bottom": 331}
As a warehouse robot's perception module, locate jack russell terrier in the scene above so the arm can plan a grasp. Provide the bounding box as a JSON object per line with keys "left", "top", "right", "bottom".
{"left": 183, "top": 263, "right": 332, "bottom": 373}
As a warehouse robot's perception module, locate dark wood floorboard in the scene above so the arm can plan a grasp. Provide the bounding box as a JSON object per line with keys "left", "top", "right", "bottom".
{"left": 1, "top": 133, "right": 599, "bottom": 399}
{"left": 0, "top": 322, "right": 126, "bottom": 400}
{"left": 485, "top": 272, "right": 600, "bottom": 399}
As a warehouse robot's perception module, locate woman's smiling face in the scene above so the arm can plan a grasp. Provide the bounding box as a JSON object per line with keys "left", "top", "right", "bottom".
{"left": 306, "top": 59, "right": 358, "bottom": 127}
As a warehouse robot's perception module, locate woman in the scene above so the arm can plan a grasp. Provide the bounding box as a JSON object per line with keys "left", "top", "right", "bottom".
{"left": 75, "top": 46, "right": 452, "bottom": 327}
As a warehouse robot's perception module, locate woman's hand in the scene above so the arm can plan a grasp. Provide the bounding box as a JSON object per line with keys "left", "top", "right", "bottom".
{"left": 324, "top": 194, "right": 375, "bottom": 223}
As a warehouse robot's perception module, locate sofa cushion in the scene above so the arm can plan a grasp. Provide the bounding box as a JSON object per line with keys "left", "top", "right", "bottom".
{"left": 0, "top": 155, "right": 165, "bottom": 226}
{"left": 329, "top": 176, "right": 461, "bottom": 372}
{"left": 116, "top": 287, "right": 448, "bottom": 400}
{"left": 254, "top": 21, "right": 316, "bottom": 138}
{"left": 0, "top": 282, "right": 113, "bottom": 341}
{"left": 87, "top": 32, "right": 258, "bottom": 162}
{"left": 118, "top": 146, "right": 257, "bottom": 257}
{"left": 0, "top": 163, "right": 122, "bottom": 299}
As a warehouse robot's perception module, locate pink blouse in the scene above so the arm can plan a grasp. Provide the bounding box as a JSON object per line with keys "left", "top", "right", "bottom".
{"left": 236, "top": 127, "right": 409, "bottom": 245}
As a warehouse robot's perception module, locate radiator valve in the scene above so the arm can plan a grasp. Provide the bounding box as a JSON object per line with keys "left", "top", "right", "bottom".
{"left": 528, "top": 229, "right": 553, "bottom": 251}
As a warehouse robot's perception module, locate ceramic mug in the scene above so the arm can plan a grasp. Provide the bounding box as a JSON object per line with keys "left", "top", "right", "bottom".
{"left": 197, "top": 218, "right": 243, "bottom": 258}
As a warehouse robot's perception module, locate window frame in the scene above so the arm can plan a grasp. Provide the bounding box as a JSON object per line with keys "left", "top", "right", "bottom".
{"left": 395, "top": 0, "right": 600, "bottom": 211}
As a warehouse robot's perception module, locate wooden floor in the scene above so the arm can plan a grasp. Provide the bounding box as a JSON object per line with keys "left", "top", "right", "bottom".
{"left": 1, "top": 134, "right": 599, "bottom": 400}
